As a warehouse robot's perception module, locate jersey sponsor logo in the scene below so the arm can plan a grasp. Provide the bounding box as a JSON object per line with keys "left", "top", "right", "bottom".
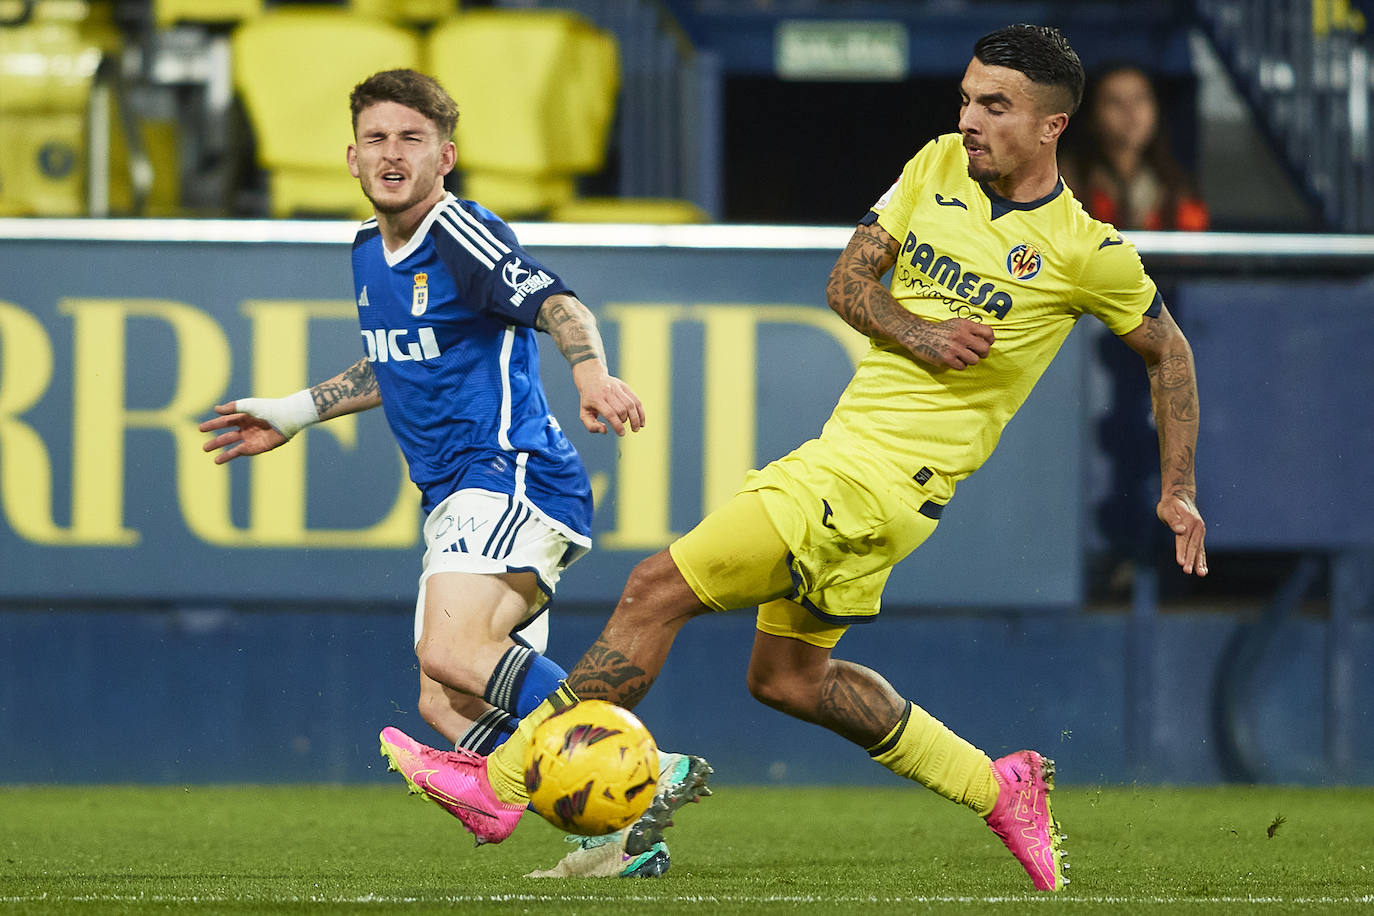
{"left": 358, "top": 286, "right": 370, "bottom": 308}
{"left": 1006, "top": 243, "right": 1043, "bottom": 281}
{"left": 898, "top": 230, "right": 1015, "bottom": 319}
{"left": 360, "top": 326, "right": 442, "bottom": 363}
{"left": 872, "top": 178, "right": 900, "bottom": 211}
{"left": 934, "top": 193, "right": 968, "bottom": 209}
{"left": 502, "top": 258, "right": 532, "bottom": 288}
{"left": 501, "top": 257, "right": 554, "bottom": 308}
{"left": 411, "top": 273, "right": 429, "bottom": 317}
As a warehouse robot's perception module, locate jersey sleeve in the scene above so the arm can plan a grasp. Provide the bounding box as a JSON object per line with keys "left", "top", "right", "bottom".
{"left": 1075, "top": 231, "right": 1163, "bottom": 336}
{"left": 434, "top": 200, "right": 574, "bottom": 328}
{"left": 866, "top": 136, "right": 945, "bottom": 237}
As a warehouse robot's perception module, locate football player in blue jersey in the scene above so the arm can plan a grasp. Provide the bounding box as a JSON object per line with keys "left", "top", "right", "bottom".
{"left": 200, "top": 69, "right": 708, "bottom": 878}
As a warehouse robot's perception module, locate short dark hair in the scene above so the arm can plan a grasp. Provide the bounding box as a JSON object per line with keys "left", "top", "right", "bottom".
{"left": 350, "top": 69, "right": 459, "bottom": 139}
{"left": 973, "top": 24, "right": 1085, "bottom": 116}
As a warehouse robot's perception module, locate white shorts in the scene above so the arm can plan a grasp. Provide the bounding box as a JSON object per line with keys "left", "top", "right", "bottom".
{"left": 412, "top": 488, "right": 590, "bottom": 649}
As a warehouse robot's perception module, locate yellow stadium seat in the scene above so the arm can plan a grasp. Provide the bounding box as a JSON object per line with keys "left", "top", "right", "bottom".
{"left": 155, "top": 0, "right": 262, "bottom": 29}
{"left": 425, "top": 10, "right": 619, "bottom": 218}
{"left": 352, "top": 0, "right": 458, "bottom": 26}
{"left": 0, "top": 11, "right": 102, "bottom": 215}
{"left": 231, "top": 7, "right": 420, "bottom": 218}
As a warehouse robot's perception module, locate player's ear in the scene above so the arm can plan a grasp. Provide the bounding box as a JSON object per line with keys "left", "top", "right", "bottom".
{"left": 440, "top": 140, "right": 457, "bottom": 176}
{"left": 1042, "top": 111, "right": 1069, "bottom": 145}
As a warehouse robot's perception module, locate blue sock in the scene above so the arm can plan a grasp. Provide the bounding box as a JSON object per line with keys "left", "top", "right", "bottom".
{"left": 485, "top": 646, "right": 568, "bottom": 718}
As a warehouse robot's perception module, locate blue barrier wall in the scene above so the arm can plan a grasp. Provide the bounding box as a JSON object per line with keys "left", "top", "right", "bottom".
{"left": 2, "top": 603, "right": 1370, "bottom": 785}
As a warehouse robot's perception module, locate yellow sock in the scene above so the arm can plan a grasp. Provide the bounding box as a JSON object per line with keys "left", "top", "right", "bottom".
{"left": 486, "top": 682, "right": 579, "bottom": 805}
{"left": 867, "top": 700, "right": 1000, "bottom": 816}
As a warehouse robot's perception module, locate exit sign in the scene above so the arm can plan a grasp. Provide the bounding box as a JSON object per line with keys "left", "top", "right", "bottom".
{"left": 775, "top": 20, "right": 909, "bottom": 81}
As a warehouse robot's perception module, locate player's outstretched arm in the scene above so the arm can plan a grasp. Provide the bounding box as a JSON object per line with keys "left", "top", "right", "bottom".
{"left": 1119, "top": 305, "right": 1208, "bottom": 576}
{"left": 827, "top": 222, "right": 994, "bottom": 370}
{"left": 536, "top": 293, "right": 644, "bottom": 436}
{"left": 199, "top": 358, "right": 382, "bottom": 464}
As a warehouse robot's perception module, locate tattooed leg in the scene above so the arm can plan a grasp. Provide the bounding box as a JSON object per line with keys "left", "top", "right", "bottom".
{"left": 746, "top": 629, "right": 906, "bottom": 747}
{"left": 565, "top": 550, "right": 712, "bottom": 708}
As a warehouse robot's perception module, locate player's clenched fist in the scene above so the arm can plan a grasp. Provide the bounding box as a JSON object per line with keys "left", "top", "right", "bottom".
{"left": 906, "top": 317, "right": 996, "bottom": 370}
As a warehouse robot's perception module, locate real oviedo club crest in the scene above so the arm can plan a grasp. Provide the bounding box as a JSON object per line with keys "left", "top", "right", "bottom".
{"left": 411, "top": 273, "right": 429, "bottom": 317}
{"left": 1005, "top": 243, "right": 1042, "bottom": 281}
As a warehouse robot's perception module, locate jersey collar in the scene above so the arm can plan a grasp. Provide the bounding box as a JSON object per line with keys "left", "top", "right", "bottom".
{"left": 382, "top": 192, "right": 457, "bottom": 268}
{"left": 980, "top": 178, "right": 1064, "bottom": 221}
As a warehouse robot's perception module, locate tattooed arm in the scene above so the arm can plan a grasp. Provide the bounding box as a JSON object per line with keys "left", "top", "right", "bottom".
{"left": 199, "top": 359, "right": 380, "bottom": 464}
{"left": 1119, "top": 305, "right": 1208, "bottom": 576}
{"left": 536, "top": 293, "right": 645, "bottom": 436}
{"left": 826, "top": 221, "right": 994, "bottom": 369}
{"left": 310, "top": 358, "right": 382, "bottom": 419}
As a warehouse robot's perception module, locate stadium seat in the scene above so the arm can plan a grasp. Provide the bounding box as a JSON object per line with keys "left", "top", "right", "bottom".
{"left": 352, "top": 0, "right": 458, "bottom": 27}
{"left": 154, "top": 0, "right": 263, "bottom": 30}
{"left": 0, "top": 4, "right": 103, "bottom": 215}
{"left": 425, "top": 9, "right": 619, "bottom": 218}
{"left": 231, "top": 6, "right": 420, "bottom": 218}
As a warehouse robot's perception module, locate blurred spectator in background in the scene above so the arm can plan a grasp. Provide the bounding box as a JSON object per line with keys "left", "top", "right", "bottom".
{"left": 1062, "top": 65, "right": 1209, "bottom": 598}
{"left": 1062, "top": 64, "right": 1209, "bottom": 231}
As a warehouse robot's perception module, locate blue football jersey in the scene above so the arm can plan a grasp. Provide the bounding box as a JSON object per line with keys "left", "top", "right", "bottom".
{"left": 351, "top": 194, "right": 593, "bottom": 544}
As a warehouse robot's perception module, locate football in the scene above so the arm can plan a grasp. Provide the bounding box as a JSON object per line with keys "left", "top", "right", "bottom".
{"left": 523, "top": 700, "right": 659, "bottom": 836}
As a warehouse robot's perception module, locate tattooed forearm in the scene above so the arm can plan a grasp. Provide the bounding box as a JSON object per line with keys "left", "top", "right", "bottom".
{"left": 814, "top": 661, "right": 906, "bottom": 747}
{"left": 828, "top": 226, "right": 955, "bottom": 365}
{"left": 1169, "top": 391, "right": 1199, "bottom": 423}
{"left": 311, "top": 359, "right": 378, "bottom": 418}
{"left": 827, "top": 226, "right": 903, "bottom": 337}
{"left": 1156, "top": 354, "right": 1192, "bottom": 389}
{"left": 537, "top": 295, "right": 606, "bottom": 368}
{"left": 1146, "top": 340, "right": 1200, "bottom": 498}
{"left": 567, "top": 638, "right": 656, "bottom": 709}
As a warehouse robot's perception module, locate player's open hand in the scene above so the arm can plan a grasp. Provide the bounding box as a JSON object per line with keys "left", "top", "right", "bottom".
{"left": 199, "top": 402, "right": 289, "bottom": 464}
{"left": 1157, "top": 491, "right": 1208, "bottom": 576}
{"left": 908, "top": 317, "right": 995, "bottom": 370}
{"left": 572, "top": 363, "right": 645, "bottom": 436}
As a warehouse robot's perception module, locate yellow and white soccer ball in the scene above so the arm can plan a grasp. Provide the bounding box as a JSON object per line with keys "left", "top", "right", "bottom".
{"left": 522, "top": 700, "right": 659, "bottom": 836}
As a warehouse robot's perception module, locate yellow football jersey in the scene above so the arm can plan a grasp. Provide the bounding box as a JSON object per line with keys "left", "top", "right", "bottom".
{"left": 823, "top": 132, "right": 1160, "bottom": 492}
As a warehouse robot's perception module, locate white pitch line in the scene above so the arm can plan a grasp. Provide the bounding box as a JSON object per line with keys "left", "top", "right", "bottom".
{"left": 3, "top": 893, "right": 1374, "bottom": 906}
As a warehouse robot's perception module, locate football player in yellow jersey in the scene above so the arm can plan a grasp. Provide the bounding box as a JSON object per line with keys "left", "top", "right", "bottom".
{"left": 377, "top": 25, "right": 1207, "bottom": 891}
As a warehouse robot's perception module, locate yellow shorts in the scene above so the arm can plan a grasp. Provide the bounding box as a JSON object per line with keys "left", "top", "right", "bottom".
{"left": 669, "top": 436, "right": 946, "bottom": 647}
{"left": 668, "top": 491, "right": 850, "bottom": 649}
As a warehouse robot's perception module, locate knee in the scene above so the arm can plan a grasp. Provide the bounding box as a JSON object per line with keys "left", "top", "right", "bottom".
{"left": 617, "top": 551, "right": 691, "bottom": 623}
{"left": 746, "top": 663, "right": 812, "bottom": 715}
{"left": 415, "top": 638, "right": 486, "bottom": 696}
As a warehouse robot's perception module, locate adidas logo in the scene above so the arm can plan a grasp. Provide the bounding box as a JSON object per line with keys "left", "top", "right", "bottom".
{"left": 358, "top": 286, "right": 370, "bottom": 308}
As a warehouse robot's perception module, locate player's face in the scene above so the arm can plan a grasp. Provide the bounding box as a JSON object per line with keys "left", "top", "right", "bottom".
{"left": 957, "top": 59, "right": 1059, "bottom": 187}
{"left": 348, "top": 101, "right": 455, "bottom": 217}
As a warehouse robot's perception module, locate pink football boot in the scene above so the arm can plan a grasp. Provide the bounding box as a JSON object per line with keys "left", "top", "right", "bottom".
{"left": 984, "top": 749, "right": 1068, "bottom": 891}
{"left": 378, "top": 726, "right": 525, "bottom": 845}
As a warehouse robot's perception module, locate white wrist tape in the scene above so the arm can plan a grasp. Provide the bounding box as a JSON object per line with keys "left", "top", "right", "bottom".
{"left": 236, "top": 389, "right": 319, "bottom": 439}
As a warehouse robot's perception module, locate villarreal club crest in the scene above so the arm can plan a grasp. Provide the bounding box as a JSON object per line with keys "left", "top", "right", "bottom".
{"left": 1006, "top": 243, "right": 1043, "bottom": 281}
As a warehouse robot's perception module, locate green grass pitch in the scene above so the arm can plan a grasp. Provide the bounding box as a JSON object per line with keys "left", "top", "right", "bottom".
{"left": 2, "top": 783, "right": 1372, "bottom": 913}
